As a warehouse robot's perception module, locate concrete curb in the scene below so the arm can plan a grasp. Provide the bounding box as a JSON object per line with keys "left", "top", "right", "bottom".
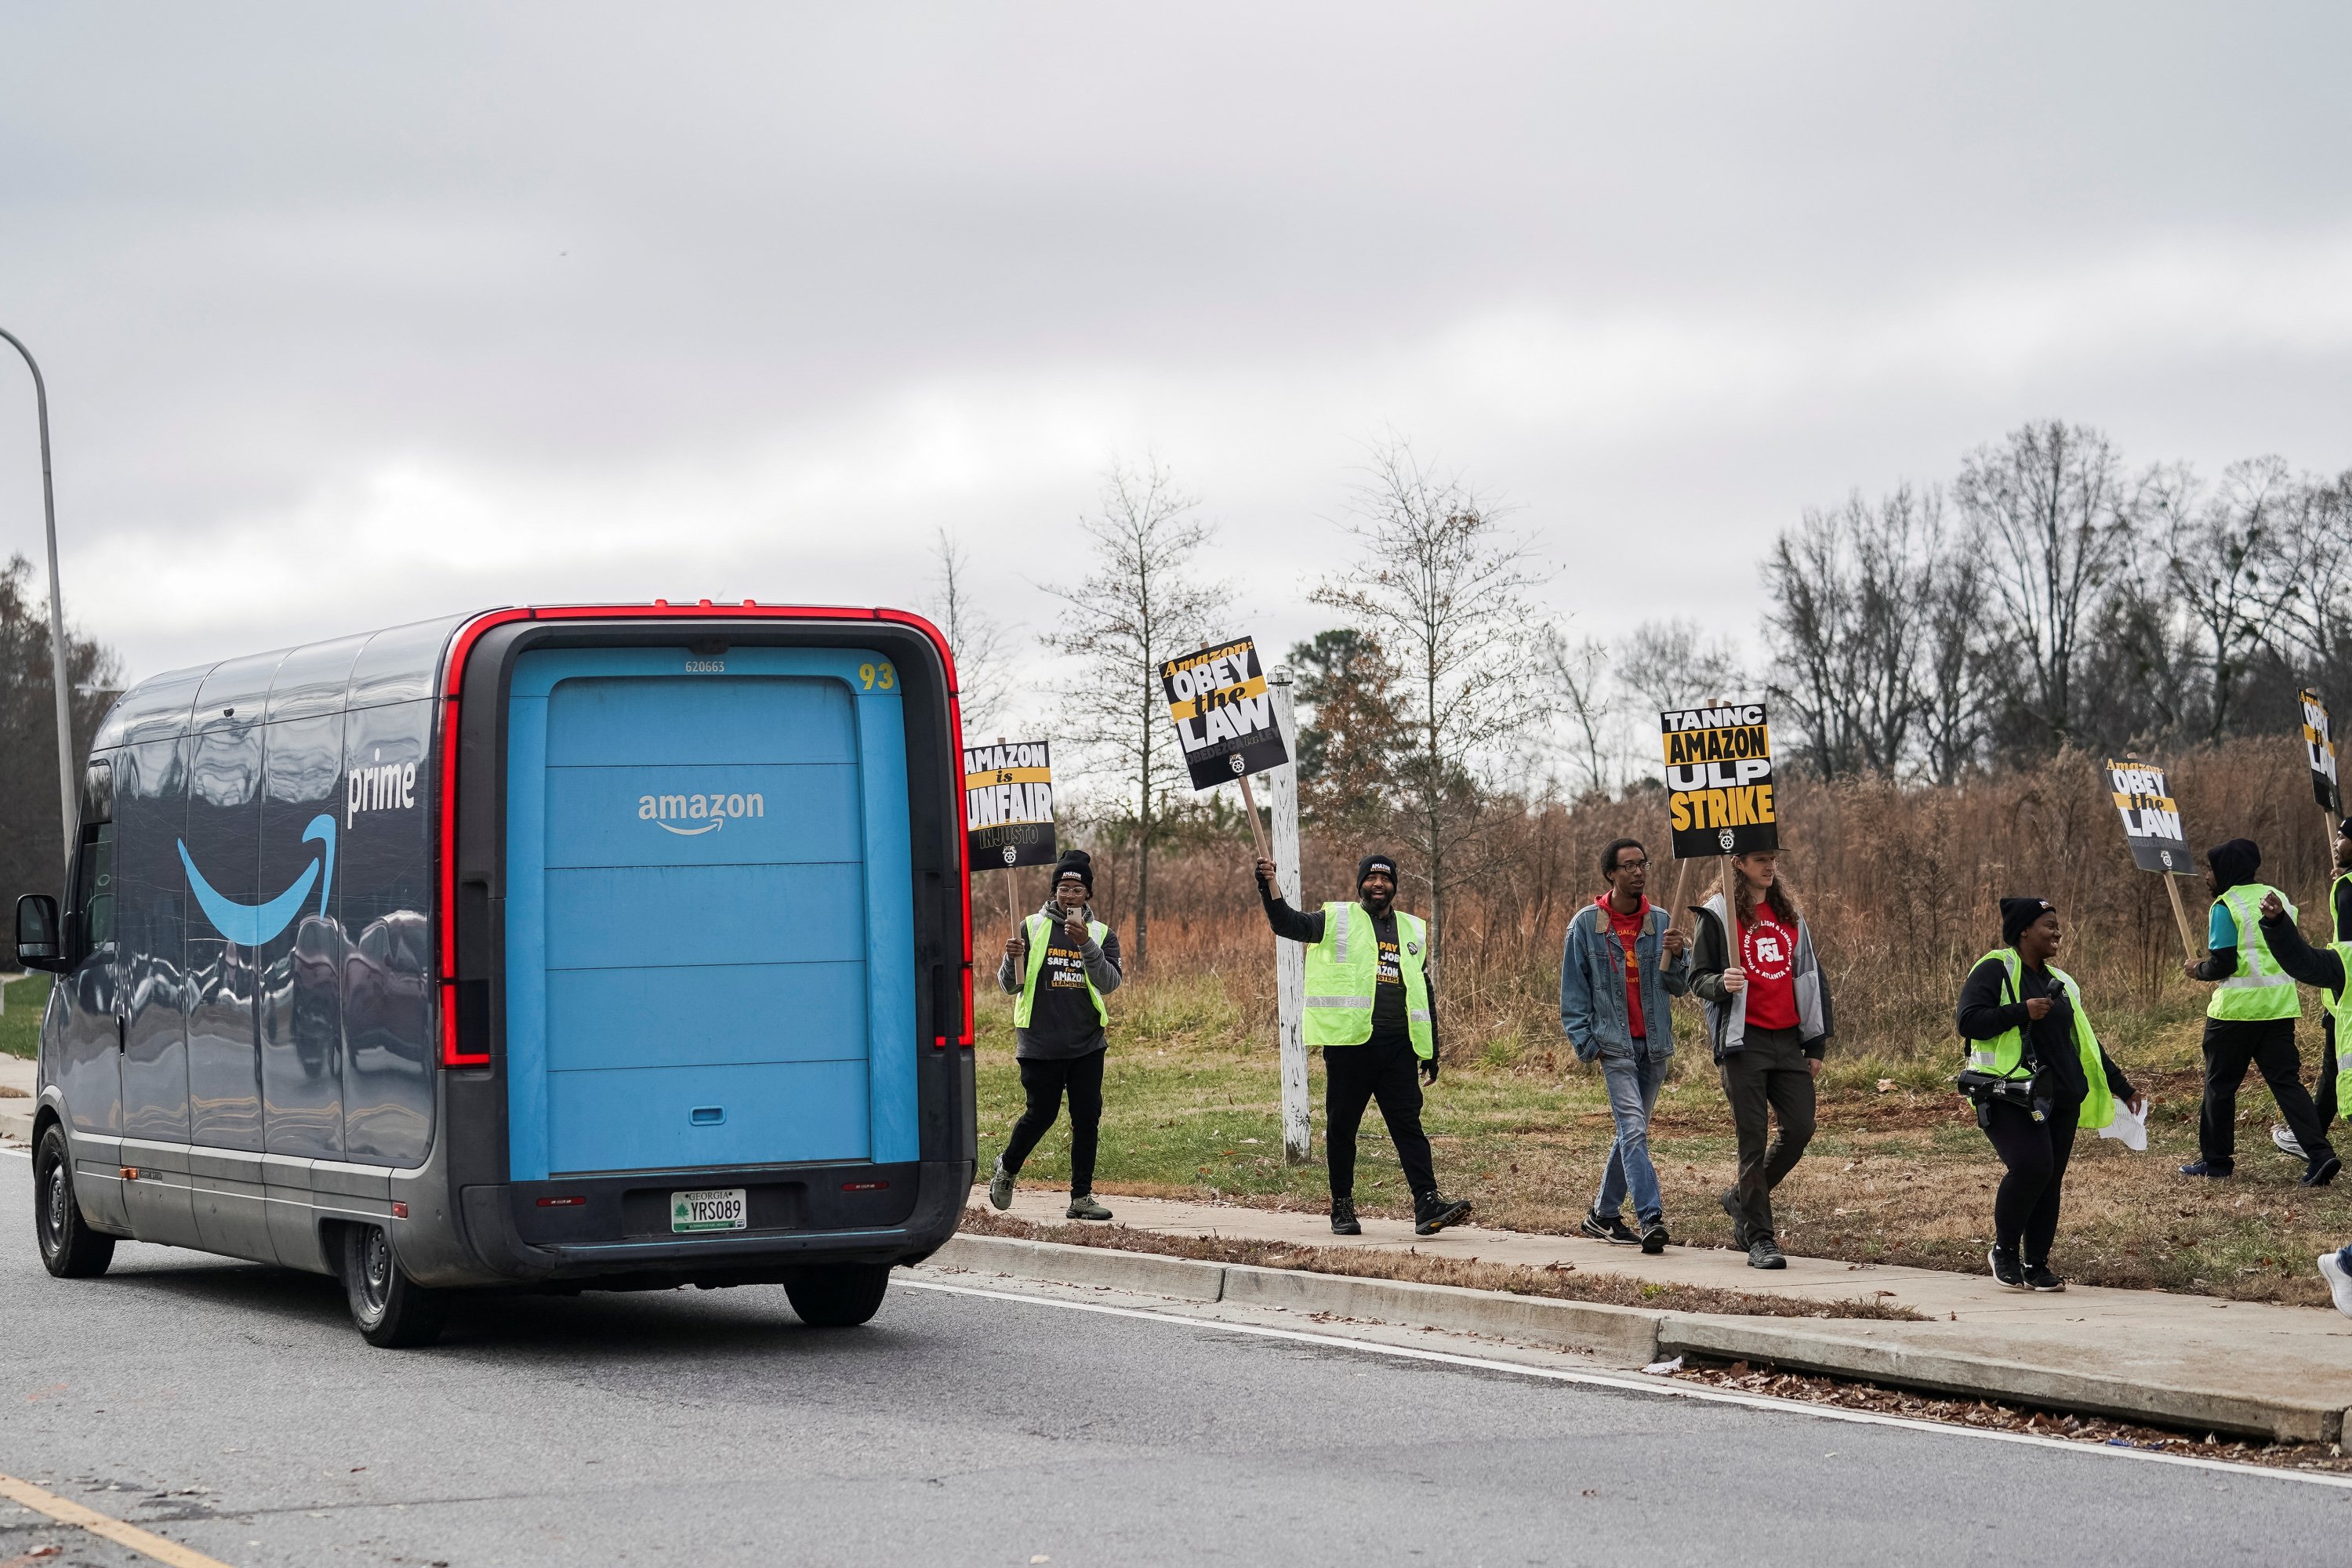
{"left": 924, "top": 1231, "right": 2349, "bottom": 1443}
{"left": 0, "top": 1103, "right": 31, "bottom": 1145}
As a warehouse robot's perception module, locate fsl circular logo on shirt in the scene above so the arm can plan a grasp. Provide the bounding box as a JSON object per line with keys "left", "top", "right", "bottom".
{"left": 1741, "top": 919, "right": 1794, "bottom": 982}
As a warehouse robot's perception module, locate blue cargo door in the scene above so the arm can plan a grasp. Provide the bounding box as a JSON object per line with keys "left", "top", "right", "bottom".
{"left": 503, "top": 646, "right": 916, "bottom": 1179}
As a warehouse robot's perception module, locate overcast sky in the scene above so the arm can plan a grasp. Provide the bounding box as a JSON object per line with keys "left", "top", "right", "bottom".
{"left": 2, "top": 2, "right": 2348, "bottom": 714}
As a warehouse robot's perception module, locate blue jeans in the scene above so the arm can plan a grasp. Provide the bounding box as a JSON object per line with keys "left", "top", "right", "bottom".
{"left": 2337, "top": 1243, "right": 2352, "bottom": 1272}
{"left": 1595, "top": 1043, "right": 1666, "bottom": 1226}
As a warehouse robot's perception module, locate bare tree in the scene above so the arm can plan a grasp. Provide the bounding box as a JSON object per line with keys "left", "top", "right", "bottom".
{"left": 1915, "top": 547, "right": 1988, "bottom": 784}
{"left": 1312, "top": 439, "right": 1551, "bottom": 970}
{"left": 1040, "top": 458, "right": 1229, "bottom": 972}
{"left": 1763, "top": 488, "right": 1939, "bottom": 778}
{"left": 925, "top": 528, "right": 1011, "bottom": 733}
{"left": 1540, "top": 626, "right": 1617, "bottom": 798}
{"left": 1616, "top": 619, "right": 1747, "bottom": 725}
{"left": 2159, "top": 457, "right": 2306, "bottom": 742}
{"left": 2272, "top": 470, "right": 2352, "bottom": 717}
{"left": 1954, "top": 421, "right": 2139, "bottom": 753}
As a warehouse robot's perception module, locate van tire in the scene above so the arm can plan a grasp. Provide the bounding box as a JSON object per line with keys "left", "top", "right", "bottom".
{"left": 340, "top": 1223, "right": 449, "bottom": 1348}
{"left": 34, "top": 1123, "right": 114, "bottom": 1279}
{"left": 784, "top": 1263, "right": 891, "bottom": 1327}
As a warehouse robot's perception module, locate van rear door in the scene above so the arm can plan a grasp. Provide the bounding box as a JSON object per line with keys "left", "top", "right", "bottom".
{"left": 502, "top": 646, "right": 918, "bottom": 1180}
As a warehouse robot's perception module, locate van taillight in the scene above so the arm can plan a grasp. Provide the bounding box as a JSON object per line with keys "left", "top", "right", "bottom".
{"left": 440, "top": 980, "right": 490, "bottom": 1068}
{"left": 958, "top": 961, "right": 975, "bottom": 1047}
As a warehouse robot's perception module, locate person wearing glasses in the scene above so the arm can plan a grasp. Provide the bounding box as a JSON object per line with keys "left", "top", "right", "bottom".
{"left": 1561, "top": 837, "right": 1691, "bottom": 1254}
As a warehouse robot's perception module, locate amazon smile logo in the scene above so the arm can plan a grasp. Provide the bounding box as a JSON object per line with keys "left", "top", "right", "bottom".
{"left": 180, "top": 815, "right": 336, "bottom": 946}
{"left": 638, "top": 790, "right": 767, "bottom": 836}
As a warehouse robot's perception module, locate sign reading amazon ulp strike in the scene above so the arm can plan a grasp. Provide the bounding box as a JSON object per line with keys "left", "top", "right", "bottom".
{"left": 2302, "top": 688, "right": 2341, "bottom": 815}
{"left": 1161, "top": 636, "right": 1289, "bottom": 790}
{"left": 1661, "top": 702, "right": 1778, "bottom": 858}
{"left": 2106, "top": 757, "right": 2190, "bottom": 873}
{"left": 964, "top": 739, "right": 1058, "bottom": 869}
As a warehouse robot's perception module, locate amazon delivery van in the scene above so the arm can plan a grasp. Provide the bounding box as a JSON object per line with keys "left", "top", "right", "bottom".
{"left": 17, "top": 604, "right": 978, "bottom": 1345}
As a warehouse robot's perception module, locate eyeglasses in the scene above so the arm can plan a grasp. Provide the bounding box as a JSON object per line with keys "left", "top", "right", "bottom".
{"left": 1616, "top": 858, "right": 1650, "bottom": 871}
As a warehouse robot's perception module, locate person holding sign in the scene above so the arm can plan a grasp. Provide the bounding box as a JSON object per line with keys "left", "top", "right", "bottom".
{"left": 1690, "top": 849, "right": 1831, "bottom": 1269}
{"left": 2177, "top": 839, "right": 2339, "bottom": 1186}
{"left": 987, "top": 850, "right": 1125, "bottom": 1221}
{"left": 2246, "top": 890, "right": 2352, "bottom": 1312}
{"left": 1560, "top": 837, "right": 1691, "bottom": 1254}
{"left": 1957, "top": 898, "right": 2144, "bottom": 1291}
{"left": 1252, "top": 852, "right": 1474, "bottom": 1237}
{"left": 2274, "top": 818, "right": 2352, "bottom": 1161}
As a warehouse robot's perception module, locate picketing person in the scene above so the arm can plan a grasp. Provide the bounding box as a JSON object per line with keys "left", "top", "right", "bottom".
{"left": 2275, "top": 819, "right": 2352, "bottom": 1160}
{"left": 2177, "top": 838, "right": 2339, "bottom": 1185}
{"left": 1252, "top": 851, "right": 1474, "bottom": 1237}
{"left": 1559, "top": 837, "right": 1691, "bottom": 1254}
{"left": 987, "top": 849, "right": 1124, "bottom": 1221}
{"left": 1690, "top": 848, "right": 1832, "bottom": 1269}
{"left": 1956, "top": 898, "right": 2145, "bottom": 1291}
{"left": 2245, "top": 889, "right": 2352, "bottom": 1309}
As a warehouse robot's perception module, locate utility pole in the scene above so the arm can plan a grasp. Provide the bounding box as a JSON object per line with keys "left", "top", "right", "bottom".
{"left": 0, "top": 328, "right": 78, "bottom": 872}
{"left": 1267, "top": 668, "right": 1309, "bottom": 1164}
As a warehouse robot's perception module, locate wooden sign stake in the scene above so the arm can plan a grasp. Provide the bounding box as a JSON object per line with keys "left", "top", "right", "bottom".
{"left": 1237, "top": 771, "right": 1271, "bottom": 862}
{"left": 2162, "top": 872, "right": 2201, "bottom": 964}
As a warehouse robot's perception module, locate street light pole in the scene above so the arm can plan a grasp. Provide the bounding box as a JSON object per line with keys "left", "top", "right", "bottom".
{"left": 0, "top": 327, "right": 82, "bottom": 873}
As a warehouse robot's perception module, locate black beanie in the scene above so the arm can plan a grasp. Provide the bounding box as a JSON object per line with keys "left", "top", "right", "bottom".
{"left": 1052, "top": 849, "right": 1094, "bottom": 893}
{"left": 1356, "top": 852, "right": 1398, "bottom": 888}
{"left": 2001, "top": 897, "right": 2055, "bottom": 945}
{"left": 2206, "top": 839, "right": 2260, "bottom": 896}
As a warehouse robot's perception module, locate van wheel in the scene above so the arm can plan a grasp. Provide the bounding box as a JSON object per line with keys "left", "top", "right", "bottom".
{"left": 784, "top": 1263, "right": 891, "bottom": 1327}
{"left": 340, "top": 1223, "right": 448, "bottom": 1348}
{"left": 34, "top": 1123, "right": 114, "bottom": 1279}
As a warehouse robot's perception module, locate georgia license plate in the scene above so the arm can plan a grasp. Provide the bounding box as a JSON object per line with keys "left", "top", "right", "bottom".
{"left": 671, "top": 1188, "right": 747, "bottom": 1233}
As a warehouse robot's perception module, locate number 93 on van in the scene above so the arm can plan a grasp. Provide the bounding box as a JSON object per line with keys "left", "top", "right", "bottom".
{"left": 671, "top": 1188, "right": 748, "bottom": 1232}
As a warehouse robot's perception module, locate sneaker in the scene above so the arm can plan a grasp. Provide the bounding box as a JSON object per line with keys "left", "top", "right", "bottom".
{"left": 1581, "top": 1209, "right": 1639, "bottom": 1246}
{"left": 1330, "top": 1200, "right": 1362, "bottom": 1236}
{"left": 2178, "top": 1160, "right": 2232, "bottom": 1179}
{"left": 2301, "top": 1154, "right": 2343, "bottom": 1189}
{"left": 1719, "top": 1188, "right": 1751, "bottom": 1250}
{"left": 1065, "top": 1192, "right": 1112, "bottom": 1221}
{"left": 1640, "top": 1222, "right": 1670, "bottom": 1256}
{"left": 2022, "top": 1261, "right": 2066, "bottom": 1293}
{"left": 1747, "top": 1236, "right": 1786, "bottom": 1270}
{"left": 1414, "top": 1193, "right": 1472, "bottom": 1236}
{"left": 988, "top": 1156, "right": 1014, "bottom": 1210}
{"left": 1988, "top": 1247, "right": 2025, "bottom": 1289}
{"left": 2318, "top": 1252, "right": 2352, "bottom": 1318}
{"left": 2274, "top": 1124, "right": 2307, "bottom": 1159}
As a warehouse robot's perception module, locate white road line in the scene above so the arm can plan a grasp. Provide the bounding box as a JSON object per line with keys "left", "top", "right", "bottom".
{"left": 901, "top": 1276, "right": 2352, "bottom": 1492}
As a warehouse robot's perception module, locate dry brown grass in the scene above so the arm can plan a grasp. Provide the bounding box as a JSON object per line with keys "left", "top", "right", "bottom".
{"left": 955, "top": 1207, "right": 1926, "bottom": 1320}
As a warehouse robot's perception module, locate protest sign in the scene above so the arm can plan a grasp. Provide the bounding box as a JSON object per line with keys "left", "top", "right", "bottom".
{"left": 1660, "top": 702, "right": 1778, "bottom": 859}
{"left": 964, "top": 739, "right": 1058, "bottom": 870}
{"left": 1161, "top": 636, "right": 1289, "bottom": 790}
{"left": 2106, "top": 757, "right": 2200, "bottom": 960}
{"left": 2301, "top": 688, "right": 2340, "bottom": 815}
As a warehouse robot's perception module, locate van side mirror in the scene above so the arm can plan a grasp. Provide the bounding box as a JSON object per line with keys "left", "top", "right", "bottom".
{"left": 16, "top": 894, "right": 66, "bottom": 972}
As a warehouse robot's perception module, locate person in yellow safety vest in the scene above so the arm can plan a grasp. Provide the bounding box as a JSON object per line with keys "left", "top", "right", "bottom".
{"left": 1253, "top": 851, "right": 1473, "bottom": 1237}
{"left": 1956, "top": 898, "right": 2146, "bottom": 1292}
{"left": 2177, "top": 838, "right": 2340, "bottom": 1185}
{"left": 987, "top": 850, "right": 1123, "bottom": 1221}
{"left": 2274, "top": 818, "right": 2352, "bottom": 1160}
{"left": 2250, "top": 889, "right": 2352, "bottom": 1313}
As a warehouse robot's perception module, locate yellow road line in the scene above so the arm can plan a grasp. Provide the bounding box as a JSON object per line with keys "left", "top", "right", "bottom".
{"left": 0, "top": 1471, "right": 237, "bottom": 1568}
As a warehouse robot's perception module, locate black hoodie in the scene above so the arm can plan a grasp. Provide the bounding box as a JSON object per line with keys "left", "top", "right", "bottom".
{"left": 2191, "top": 839, "right": 2265, "bottom": 983}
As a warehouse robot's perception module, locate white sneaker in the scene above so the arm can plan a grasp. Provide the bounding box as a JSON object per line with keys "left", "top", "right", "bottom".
{"left": 2320, "top": 1252, "right": 2352, "bottom": 1319}
{"left": 2274, "top": 1124, "right": 2307, "bottom": 1159}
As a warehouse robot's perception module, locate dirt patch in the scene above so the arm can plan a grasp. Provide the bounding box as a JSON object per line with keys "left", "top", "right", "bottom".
{"left": 956, "top": 1207, "right": 1924, "bottom": 1321}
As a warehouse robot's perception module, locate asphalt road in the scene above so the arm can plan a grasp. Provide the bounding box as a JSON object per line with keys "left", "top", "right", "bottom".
{"left": 4, "top": 1150, "right": 2347, "bottom": 1568}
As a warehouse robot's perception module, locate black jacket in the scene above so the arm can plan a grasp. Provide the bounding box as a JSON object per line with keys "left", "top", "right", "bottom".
{"left": 1955, "top": 953, "right": 2135, "bottom": 1107}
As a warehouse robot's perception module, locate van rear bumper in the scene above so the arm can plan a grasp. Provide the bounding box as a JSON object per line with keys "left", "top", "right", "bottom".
{"left": 430, "top": 1156, "right": 974, "bottom": 1288}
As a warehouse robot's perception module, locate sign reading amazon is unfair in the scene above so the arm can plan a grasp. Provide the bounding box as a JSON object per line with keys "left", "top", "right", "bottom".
{"left": 1661, "top": 702, "right": 1778, "bottom": 858}
{"left": 1161, "top": 636, "right": 1289, "bottom": 791}
{"left": 964, "top": 739, "right": 1058, "bottom": 869}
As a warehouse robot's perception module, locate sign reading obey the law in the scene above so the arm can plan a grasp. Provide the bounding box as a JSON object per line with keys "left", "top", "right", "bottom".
{"left": 964, "top": 739, "right": 1058, "bottom": 869}
{"left": 2302, "top": 689, "right": 2341, "bottom": 815}
{"left": 2106, "top": 757, "right": 2190, "bottom": 873}
{"left": 1661, "top": 702, "right": 1778, "bottom": 858}
{"left": 1161, "top": 635, "right": 1290, "bottom": 791}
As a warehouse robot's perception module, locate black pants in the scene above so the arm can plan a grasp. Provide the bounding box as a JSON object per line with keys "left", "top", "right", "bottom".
{"left": 1324, "top": 1034, "right": 1436, "bottom": 1206}
{"left": 1981, "top": 1096, "right": 2080, "bottom": 1264}
{"left": 1720, "top": 1025, "right": 1816, "bottom": 1240}
{"left": 1002, "top": 1049, "right": 1106, "bottom": 1193}
{"left": 2323, "top": 1014, "right": 2340, "bottom": 1134}
{"left": 2198, "top": 1017, "right": 2332, "bottom": 1171}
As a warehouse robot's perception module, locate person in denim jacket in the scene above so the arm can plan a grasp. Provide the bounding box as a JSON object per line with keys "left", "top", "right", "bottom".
{"left": 1560, "top": 837, "right": 1692, "bottom": 1253}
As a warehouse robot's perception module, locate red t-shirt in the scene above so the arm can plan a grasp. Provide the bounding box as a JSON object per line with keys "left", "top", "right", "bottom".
{"left": 1739, "top": 909, "right": 1800, "bottom": 1031}
{"left": 1599, "top": 894, "right": 1649, "bottom": 1039}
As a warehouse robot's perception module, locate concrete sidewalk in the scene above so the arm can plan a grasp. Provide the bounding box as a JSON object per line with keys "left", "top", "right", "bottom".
{"left": 0, "top": 1054, "right": 32, "bottom": 1145}
{"left": 967, "top": 1185, "right": 2352, "bottom": 1443}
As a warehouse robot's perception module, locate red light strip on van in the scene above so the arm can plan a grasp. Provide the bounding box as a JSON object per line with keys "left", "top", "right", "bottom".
{"left": 432, "top": 601, "right": 974, "bottom": 1065}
